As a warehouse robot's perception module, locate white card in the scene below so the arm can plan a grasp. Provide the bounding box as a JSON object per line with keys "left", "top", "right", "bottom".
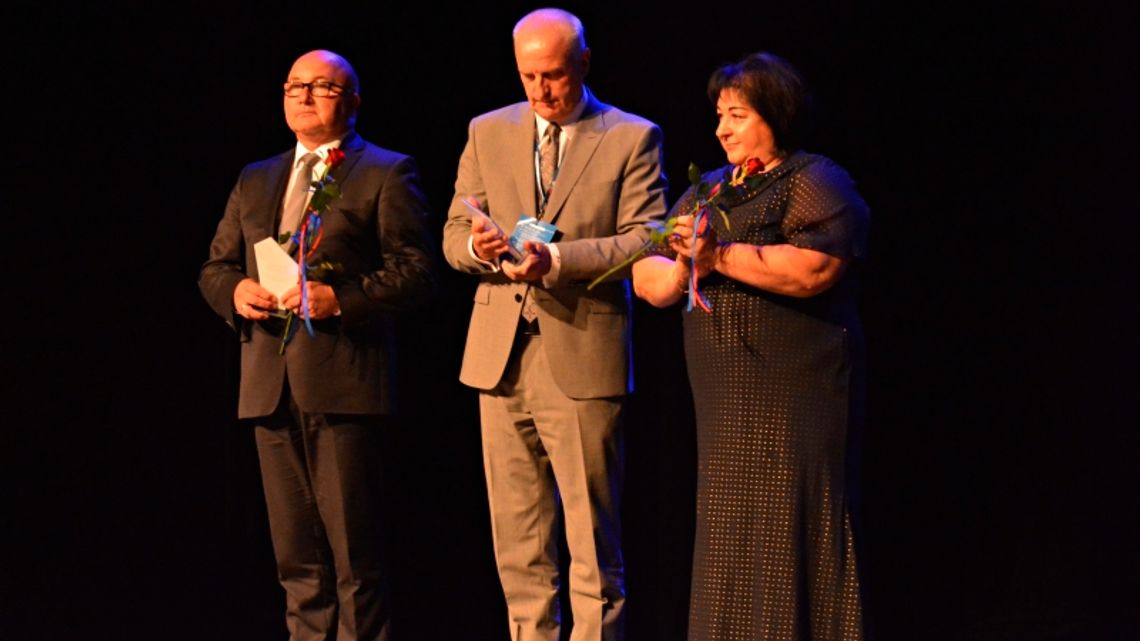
{"left": 253, "top": 237, "right": 299, "bottom": 310}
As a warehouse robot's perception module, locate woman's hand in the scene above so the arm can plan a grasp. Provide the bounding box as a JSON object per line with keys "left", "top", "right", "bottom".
{"left": 669, "top": 213, "right": 721, "bottom": 278}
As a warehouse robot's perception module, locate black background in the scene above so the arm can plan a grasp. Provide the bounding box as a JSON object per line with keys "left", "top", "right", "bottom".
{"left": 7, "top": 1, "right": 1136, "bottom": 640}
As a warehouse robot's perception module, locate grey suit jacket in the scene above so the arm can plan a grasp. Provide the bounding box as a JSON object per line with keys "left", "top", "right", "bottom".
{"left": 200, "top": 132, "right": 435, "bottom": 418}
{"left": 442, "top": 93, "right": 667, "bottom": 399}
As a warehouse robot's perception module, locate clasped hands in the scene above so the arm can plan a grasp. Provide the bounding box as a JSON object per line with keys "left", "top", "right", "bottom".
{"left": 234, "top": 278, "right": 340, "bottom": 320}
{"left": 669, "top": 213, "right": 726, "bottom": 279}
{"left": 471, "top": 214, "right": 551, "bottom": 282}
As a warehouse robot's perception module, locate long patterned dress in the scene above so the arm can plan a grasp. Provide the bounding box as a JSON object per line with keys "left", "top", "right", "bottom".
{"left": 678, "top": 152, "right": 870, "bottom": 641}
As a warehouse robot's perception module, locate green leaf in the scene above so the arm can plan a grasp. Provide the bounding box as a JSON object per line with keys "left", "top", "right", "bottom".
{"left": 688, "top": 162, "right": 701, "bottom": 187}
{"left": 306, "top": 261, "right": 345, "bottom": 282}
{"left": 646, "top": 216, "right": 679, "bottom": 245}
{"left": 716, "top": 202, "right": 732, "bottom": 231}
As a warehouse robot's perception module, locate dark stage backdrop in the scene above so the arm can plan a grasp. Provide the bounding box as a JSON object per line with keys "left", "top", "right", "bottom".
{"left": 7, "top": 1, "right": 1135, "bottom": 640}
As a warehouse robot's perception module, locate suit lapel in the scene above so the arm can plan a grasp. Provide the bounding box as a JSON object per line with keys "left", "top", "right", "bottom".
{"left": 511, "top": 108, "right": 538, "bottom": 221}
{"left": 260, "top": 151, "right": 294, "bottom": 243}
{"left": 331, "top": 132, "right": 366, "bottom": 185}
{"left": 542, "top": 97, "right": 606, "bottom": 225}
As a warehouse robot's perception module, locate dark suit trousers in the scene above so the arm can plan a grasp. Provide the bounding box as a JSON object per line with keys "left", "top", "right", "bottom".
{"left": 254, "top": 383, "right": 390, "bottom": 641}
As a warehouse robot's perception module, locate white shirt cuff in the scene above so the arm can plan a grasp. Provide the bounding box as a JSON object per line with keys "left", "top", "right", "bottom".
{"left": 542, "top": 244, "right": 561, "bottom": 288}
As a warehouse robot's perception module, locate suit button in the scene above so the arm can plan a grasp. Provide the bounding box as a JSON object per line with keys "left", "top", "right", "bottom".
{"left": 514, "top": 293, "right": 523, "bottom": 302}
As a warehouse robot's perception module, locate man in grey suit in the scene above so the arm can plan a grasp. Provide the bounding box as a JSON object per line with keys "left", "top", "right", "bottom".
{"left": 441, "top": 9, "right": 668, "bottom": 641}
{"left": 199, "top": 49, "right": 434, "bottom": 641}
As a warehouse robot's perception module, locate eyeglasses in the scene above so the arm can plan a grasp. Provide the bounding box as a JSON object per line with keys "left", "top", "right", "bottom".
{"left": 283, "top": 80, "right": 347, "bottom": 98}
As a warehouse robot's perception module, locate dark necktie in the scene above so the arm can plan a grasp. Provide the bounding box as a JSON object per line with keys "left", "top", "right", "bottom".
{"left": 538, "top": 123, "right": 561, "bottom": 212}
{"left": 522, "top": 124, "right": 562, "bottom": 325}
{"left": 279, "top": 152, "right": 320, "bottom": 252}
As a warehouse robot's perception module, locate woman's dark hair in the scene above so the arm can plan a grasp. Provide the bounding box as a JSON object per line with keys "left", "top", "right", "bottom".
{"left": 707, "top": 52, "right": 814, "bottom": 153}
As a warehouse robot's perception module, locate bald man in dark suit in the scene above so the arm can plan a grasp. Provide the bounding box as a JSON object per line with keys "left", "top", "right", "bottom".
{"left": 200, "top": 49, "right": 434, "bottom": 641}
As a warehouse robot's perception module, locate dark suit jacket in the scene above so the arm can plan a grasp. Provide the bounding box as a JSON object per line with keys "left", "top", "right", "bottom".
{"left": 200, "top": 132, "right": 435, "bottom": 418}
{"left": 441, "top": 93, "right": 668, "bottom": 398}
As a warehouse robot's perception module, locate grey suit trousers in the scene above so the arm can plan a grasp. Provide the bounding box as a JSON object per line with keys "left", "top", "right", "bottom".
{"left": 479, "top": 331, "right": 626, "bottom": 641}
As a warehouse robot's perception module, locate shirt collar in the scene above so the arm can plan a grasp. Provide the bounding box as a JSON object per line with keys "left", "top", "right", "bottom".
{"left": 293, "top": 139, "right": 343, "bottom": 171}
{"left": 535, "top": 85, "right": 591, "bottom": 137}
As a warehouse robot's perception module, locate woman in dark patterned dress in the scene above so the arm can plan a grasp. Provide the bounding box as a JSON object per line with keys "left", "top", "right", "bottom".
{"left": 632, "top": 52, "right": 870, "bottom": 641}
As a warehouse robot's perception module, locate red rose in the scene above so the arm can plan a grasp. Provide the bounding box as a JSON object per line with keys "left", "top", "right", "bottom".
{"left": 324, "top": 148, "right": 346, "bottom": 170}
{"left": 743, "top": 157, "right": 764, "bottom": 176}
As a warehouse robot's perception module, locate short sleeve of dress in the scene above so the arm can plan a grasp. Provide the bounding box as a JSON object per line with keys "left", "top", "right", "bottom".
{"left": 781, "top": 157, "right": 870, "bottom": 259}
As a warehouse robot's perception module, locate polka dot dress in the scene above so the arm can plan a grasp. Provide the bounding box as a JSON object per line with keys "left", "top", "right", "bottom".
{"left": 678, "top": 152, "right": 870, "bottom": 641}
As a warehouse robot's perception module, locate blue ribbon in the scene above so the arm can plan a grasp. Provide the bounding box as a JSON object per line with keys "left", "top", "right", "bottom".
{"left": 298, "top": 212, "right": 324, "bottom": 337}
{"left": 686, "top": 208, "right": 711, "bottom": 313}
